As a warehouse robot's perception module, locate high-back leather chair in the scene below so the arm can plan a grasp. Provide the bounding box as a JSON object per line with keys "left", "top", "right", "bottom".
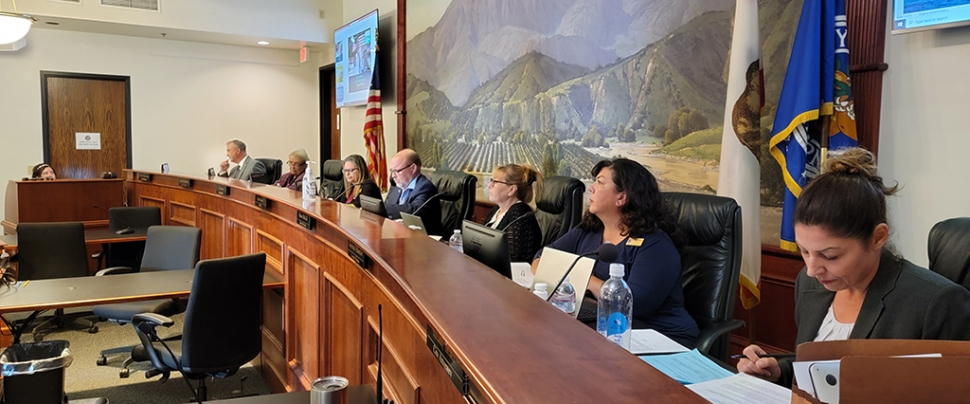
{"left": 132, "top": 253, "right": 266, "bottom": 401}
{"left": 98, "top": 206, "right": 162, "bottom": 270}
{"left": 16, "top": 222, "right": 99, "bottom": 338}
{"left": 429, "top": 170, "right": 476, "bottom": 237}
{"left": 319, "top": 159, "right": 345, "bottom": 200}
{"left": 928, "top": 217, "right": 970, "bottom": 290}
{"left": 255, "top": 158, "right": 283, "bottom": 184}
{"left": 664, "top": 192, "right": 744, "bottom": 362}
{"left": 534, "top": 176, "right": 585, "bottom": 247}
{"left": 92, "top": 225, "right": 202, "bottom": 377}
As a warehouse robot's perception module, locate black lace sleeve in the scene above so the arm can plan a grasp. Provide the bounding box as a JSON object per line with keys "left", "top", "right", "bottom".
{"left": 501, "top": 204, "right": 543, "bottom": 262}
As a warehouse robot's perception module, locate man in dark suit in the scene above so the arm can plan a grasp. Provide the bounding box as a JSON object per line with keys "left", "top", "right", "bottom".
{"left": 385, "top": 149, "right": 441, "bottom": 235}
{"left": 218, "top": 139, "right": 266, "bottom": 182}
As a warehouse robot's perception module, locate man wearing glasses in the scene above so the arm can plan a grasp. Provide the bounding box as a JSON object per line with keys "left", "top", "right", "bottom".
{"left": 386, "top": 149, "right": 442, "bottom": 235}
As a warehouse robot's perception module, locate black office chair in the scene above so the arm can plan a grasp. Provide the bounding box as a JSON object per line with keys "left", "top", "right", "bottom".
{"left": 94, "top": 206, "right": 162, "bottom": 271}
{"left": 928, "top": 217, "right": 970, "bottom": 290}
{"left": 430, "top": 170, "right": 476, "bottom": 237}
{"left": 132, "top": 253, "right": 266, "bottom": 402}
{"left": 664, "top": 192, "right": 745, "bottom": 362}
{"left": 15, "top": 222, "right": 99, "bottom": 339}
{"left": 255, "top": 158, "right": 283, "bottom": 184}
{"left": 534, "top": 176, "right": 585, "bottom": 247}
{"left": 92, "top": 225, "right": 202, "bottom": 377}
{"left": 319, "top": 159, "right": 345, "bottom": 200}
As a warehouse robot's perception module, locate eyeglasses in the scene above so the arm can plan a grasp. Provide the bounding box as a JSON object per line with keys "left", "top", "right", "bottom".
{"left": 390, "top": 163, "right": 414, "bottom": 175}
{"left": 488, "top": 179, "right": 510, "bottom": 186}
{"left": 342, "top": 168, "right": 359, "bottom": 174}
{"left": 287, "top": 161, "right": 306, "bottom": 167}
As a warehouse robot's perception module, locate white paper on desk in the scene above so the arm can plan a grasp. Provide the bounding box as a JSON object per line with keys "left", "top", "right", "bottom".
{"left": 687, "top": 373, "right": 791, "bottom": 404}
{"left": 639, "top": 349, "right": 734, "bottom": 384}
{"left": 511, "top": 262, "right": 533, "bottom": 288}
{"left": 628, "top": 329, "right": 689, "bottom": 354}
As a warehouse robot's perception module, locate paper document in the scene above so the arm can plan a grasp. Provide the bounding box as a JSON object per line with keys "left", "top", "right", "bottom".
{"left": 511, "top": 262, "right": 533, "bottom": 288}
{"left": 687, "top": 373, "right": 791, "bottom": 404}
{"left": 639, "top": 349, "right": 734, "bottom": 384}
{"left": 628, "top": 329, "right": 689, "bottom": 355}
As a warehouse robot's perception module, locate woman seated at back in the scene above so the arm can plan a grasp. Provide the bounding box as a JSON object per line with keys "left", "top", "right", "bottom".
{"left": 484, "top": 164, "right": 543, "bottom": 262}
{"left": 274, "top": 148, "right": 308, "bottom": 191}
{"left": 32, "top": 163, "right": 56, "bottom": 180}
{"left": 341, "top": 154, "right": 381, "bottom": 207}
{"left": 737, "top": 148, "right": 970, "bottom": 387}
{"left": 532, "top": 158, "right": 698, "bottom": 347}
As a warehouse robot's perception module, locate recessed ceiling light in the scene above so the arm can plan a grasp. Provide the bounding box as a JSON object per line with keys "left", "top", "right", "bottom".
{"left": 257, "top": 41, "right": 269, "bottom": 45}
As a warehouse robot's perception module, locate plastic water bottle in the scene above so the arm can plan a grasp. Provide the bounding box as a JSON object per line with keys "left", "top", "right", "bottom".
{"left": 550, "top": 276, "right": 576, "bottom": 316}
{"left": 597, "top": 263, "right": 633, "bottom": 349}
{"left": 532, "top": 283, "right": 549, "bottom": 300}
{"left": 448, "top": 229, "right": 463, "bottom": 253}
{"left": 302, "top": 161, "right": 318, "bottom": 201}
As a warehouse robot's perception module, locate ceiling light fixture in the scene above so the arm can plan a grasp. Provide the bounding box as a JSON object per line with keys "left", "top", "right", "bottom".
{"left": 0, "top": 1, "right": 37, "bottom": 45}
{"left": 257, "top": 41, "right": 269, "bottom": 45}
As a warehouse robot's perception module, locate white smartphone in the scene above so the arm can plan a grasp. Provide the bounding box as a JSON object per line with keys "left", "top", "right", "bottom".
{"left": 161, "top": 163, "right": 170, "bottom": 174}
{"left": 810, "top": 361, "right": 840, "bottom": 404}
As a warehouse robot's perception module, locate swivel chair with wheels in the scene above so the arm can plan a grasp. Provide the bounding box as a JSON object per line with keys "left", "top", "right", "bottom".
{"left": 132, "top": 253, "right": 266, "bottom": 402}
{"left": 93, "top": 206, "right": 162, "bottom": 271}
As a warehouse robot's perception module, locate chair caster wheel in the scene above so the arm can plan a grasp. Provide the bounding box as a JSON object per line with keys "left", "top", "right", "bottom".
{"left": 120, "top": 369, "right": 130, "bottom": 378}
{"left": 89, "top": 326, "right": 99, "bottom": 334}
{"left": 97, "top": 356, "right": 107, "bottom": 366}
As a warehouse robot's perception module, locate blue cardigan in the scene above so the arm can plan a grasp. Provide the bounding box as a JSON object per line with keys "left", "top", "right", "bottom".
{"left": 537, "top": 227, "right": 699, "bottom": 347}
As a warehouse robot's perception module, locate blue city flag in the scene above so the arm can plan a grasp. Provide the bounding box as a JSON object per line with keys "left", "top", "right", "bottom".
{"left": 769, "top": 0, "right": 857, "bottom": 252}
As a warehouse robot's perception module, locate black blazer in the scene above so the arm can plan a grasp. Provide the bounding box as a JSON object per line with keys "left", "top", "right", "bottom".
{"left": 385, "top": 174, "right": 441, "bottom": 235}
{"left": 777, "top": 249, "right": 970, "bottom": 387}
{"left": 483, "top": 202, "right": 542, "bottom": 262}
{"left": 345, "top": 179, "right": 382, "bottom": 208}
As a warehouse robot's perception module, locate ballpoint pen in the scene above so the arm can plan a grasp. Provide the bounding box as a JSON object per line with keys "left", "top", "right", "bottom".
{"left": 731, "top": 353, "right": 796, "bottom": 360}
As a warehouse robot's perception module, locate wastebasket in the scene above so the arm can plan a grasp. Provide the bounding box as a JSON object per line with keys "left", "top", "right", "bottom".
{"left": 1, "top": 340, "right": 73, "bottom": 404}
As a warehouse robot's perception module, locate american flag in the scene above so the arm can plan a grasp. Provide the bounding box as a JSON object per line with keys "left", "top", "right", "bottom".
{"left": 364, "top": 49, "right": 388, "bottom": 192}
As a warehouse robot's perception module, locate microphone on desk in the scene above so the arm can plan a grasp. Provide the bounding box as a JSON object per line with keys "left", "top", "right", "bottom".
{"left": 93, "top": 204, "right": 134, "bottom": 235}
{"left": 545, "top": 243, "right": 619, "bottom": 303}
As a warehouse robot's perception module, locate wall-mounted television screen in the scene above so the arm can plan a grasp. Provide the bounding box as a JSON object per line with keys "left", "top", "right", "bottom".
{"left": 892, "top": 0, "right": 970, "bottom": 34}
{"left": 334, "top": 9, "right": 379, "bottom": 108}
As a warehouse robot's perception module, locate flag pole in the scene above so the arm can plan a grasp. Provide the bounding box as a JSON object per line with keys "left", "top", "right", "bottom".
{"left": 819, "top": 119, "right": 830, "bottom": 168}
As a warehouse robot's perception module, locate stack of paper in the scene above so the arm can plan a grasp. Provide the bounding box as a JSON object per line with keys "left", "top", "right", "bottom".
{"left": 639, "top": 349, "right": 734, "bottom": 384}
{"left": 628, "top": 329, "right": 690, "bottom": 355}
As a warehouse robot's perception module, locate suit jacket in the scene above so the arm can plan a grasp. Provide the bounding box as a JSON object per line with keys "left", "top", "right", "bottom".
{"left": 483, "top": 202, "right": 542, "bottom": 262}
{"left": 385, "top": 174, "right": 441, "bottom": 235}
{"left": 777, "top": 249, "right": 970, "bottom": 387}
{"left": 274, "top": 171, "right": 305, "bottom": 191}
{"left": 220, "top": 155, "right": 266, "bottom": 181}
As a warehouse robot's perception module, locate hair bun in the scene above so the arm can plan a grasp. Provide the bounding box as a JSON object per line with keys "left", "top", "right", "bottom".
{"left": 823, "top": 148, "right": 878, "bottom": 177}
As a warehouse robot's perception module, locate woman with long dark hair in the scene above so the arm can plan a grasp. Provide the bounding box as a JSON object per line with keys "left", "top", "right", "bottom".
{"left": 533, "top": 158, "right": 698, "bottom": 346}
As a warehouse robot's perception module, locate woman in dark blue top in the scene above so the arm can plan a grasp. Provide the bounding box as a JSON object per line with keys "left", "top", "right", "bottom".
{"left": 533, "top": 158, "right": 699, "bottom": 347}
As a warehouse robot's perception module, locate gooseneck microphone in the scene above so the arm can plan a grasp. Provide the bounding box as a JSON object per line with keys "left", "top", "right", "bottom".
{"left": 410, "top": 193, "right": 442, "bottom": 216}
{"left": 545, "top": 243, "right": 619, "bottom": 302}
{"left": 93, "top": 204, "right": 134, "bottom": 235}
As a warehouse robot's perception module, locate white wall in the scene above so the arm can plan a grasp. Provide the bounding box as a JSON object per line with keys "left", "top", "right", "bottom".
{"left": 880, "top": 25, "right": 970, "bottom": 266}
{"left": 0, "top": 28, "right": 321, "bottom": 214}
{"left": 339, "top": 0, "right": 398, "bottom": 159}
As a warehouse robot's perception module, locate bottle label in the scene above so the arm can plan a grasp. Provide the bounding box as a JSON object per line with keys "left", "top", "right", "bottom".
{"left": 606, "top": 312, "right": 628, "bottom": 337}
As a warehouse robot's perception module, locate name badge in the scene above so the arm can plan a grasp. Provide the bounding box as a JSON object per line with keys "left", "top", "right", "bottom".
{"left": 626, "top": 238, "right": 644, "bottom": 247}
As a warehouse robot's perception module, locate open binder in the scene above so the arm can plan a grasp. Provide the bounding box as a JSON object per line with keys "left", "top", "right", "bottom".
{"left": 790, "top": 339, "right": 970, "bottom": 403}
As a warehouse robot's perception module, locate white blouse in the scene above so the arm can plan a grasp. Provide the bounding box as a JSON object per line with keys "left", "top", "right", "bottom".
{"left": 814, "top": 304, "right": 855, "bottom": 342}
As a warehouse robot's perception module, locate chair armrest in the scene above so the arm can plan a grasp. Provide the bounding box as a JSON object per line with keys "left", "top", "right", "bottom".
{"left": 91, "top": 250, "right": 102, "bottom": 259}
{"left": 95, "top": 266, "right": 134, "bottom": 276}
{"left": 133, "top": 313, "right": 175, "bottom": 328}
{"left": 695, "top": 319, "right": 746, "bottom": 356}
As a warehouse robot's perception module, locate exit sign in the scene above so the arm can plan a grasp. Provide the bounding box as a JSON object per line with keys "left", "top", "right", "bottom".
{"left": 300, "top": 47, "right": 308, "bottom": 63}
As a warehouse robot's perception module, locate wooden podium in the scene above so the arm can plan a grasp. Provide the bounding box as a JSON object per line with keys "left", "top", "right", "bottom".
{"left": 2, "top": 178, "right": 125, "bottom": 234}
{"left": 791, "top": 340, "right": 970, "bottom": 403}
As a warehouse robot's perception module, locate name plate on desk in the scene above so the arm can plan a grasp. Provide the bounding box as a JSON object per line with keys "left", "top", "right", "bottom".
{"left": 348, "top": 243, "right": 371, "bottom": 270}
{"left": 178, "top": 178, "right": 193, "bottom": 188}
{"left": 216, "top": 184, "right": 230, "bottom": 196}
{"left": 427, "top": 325, "right": 470, "bottom": 398}
{"left": 255, "top": 196, "right": 271, "bottom": 210}
{"left": 296, "top": 211, "right": 315, "bottom": 230}
{"left": 137, "top": 173, "right": 152, "bottom": 182}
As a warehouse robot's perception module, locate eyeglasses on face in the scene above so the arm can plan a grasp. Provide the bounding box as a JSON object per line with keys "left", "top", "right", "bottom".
{"left": 390, "top": 163, "right": 414, "bottom": 175}
{"left": 488, "top": 178, "right": 510, "bottom": 186}
{"left": 287, "top": 161, "right": 306, "bottom": 166}
{"left": 342, "top": 168, "right": 359, "bottom": 174}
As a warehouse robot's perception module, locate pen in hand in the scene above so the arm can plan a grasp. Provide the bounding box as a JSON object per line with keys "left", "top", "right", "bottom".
{"left": 731, "top": 353, "right": 796, "bottom": 360}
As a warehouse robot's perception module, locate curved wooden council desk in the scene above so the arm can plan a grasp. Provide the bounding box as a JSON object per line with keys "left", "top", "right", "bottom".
{"left": 125, "top": 170, "right": 703, "bottom": 404}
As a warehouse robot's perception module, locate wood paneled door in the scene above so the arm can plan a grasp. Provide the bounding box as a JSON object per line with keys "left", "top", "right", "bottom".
{"left": 41, "top": 72, "right": 132, "bottom": 179}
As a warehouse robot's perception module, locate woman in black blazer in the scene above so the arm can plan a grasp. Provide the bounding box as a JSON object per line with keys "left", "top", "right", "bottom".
{"left": 737, "top": 148, "right": 970, "bottom": 387}
{"left": 341, "top": 154, "right": 382, "bottom": 208}
{"left": 483, "top": 164, "right": 543, "bottom": 262}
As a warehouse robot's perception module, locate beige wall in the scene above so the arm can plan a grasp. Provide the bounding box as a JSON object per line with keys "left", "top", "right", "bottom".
{"left": 0, "top": 28, "right": 321, "bottom": 215}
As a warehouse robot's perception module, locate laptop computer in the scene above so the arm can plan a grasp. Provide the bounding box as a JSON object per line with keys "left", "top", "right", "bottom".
{"left": 400, "top": 212, "right": 428, "bottom": 235}
{"left": 532, "top": 247, "right": 596, "bottom": 320}
{"left": 359, "top": 195, "right": 387, "bottom": 217}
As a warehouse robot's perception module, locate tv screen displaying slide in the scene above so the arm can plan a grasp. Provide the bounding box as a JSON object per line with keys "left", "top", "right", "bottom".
{"left": 335, "top": 9, "right": 379, "bottom": 108}
{"left": 892, "top": 0, "right": 970, "bottom": 34}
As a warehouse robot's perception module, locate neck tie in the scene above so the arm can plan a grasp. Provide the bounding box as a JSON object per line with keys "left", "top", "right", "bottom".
{"left": 229, "top": 165, "right": 240, "bottom": 179}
